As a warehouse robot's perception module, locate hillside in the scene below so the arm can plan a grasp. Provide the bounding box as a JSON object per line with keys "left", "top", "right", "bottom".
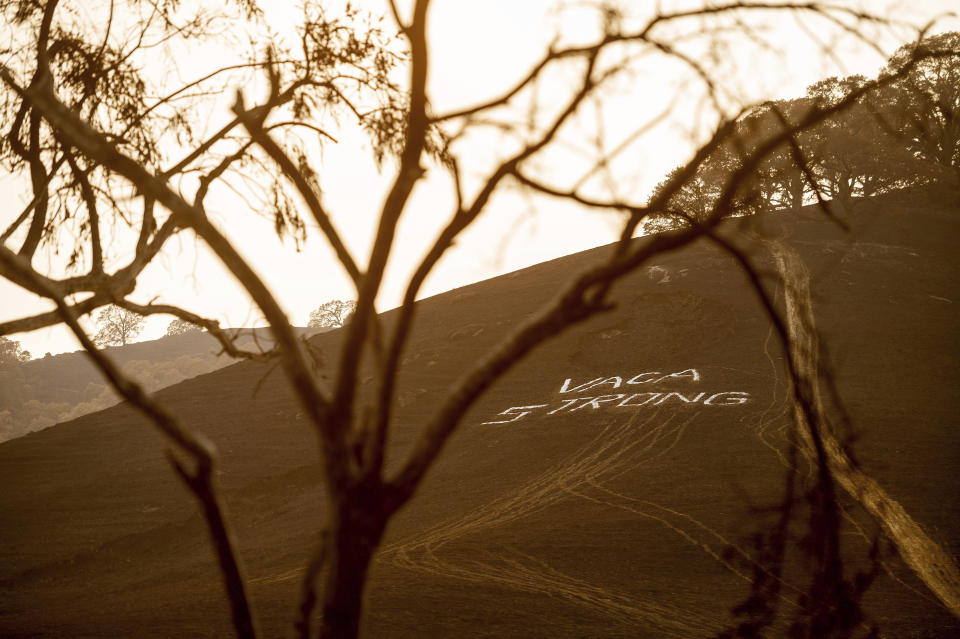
{"left": 0, "top": 191, "right": 957, "bottom": 638}
{"left": 1, "top": 327, "right": 319, "bottom": 442}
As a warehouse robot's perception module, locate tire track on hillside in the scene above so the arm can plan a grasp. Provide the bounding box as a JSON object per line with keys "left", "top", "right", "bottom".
{"left": 382, "top": 411, "right": 681, "bottom": 558}
{"left": 250, "top": 408, "right": 714, "bottom": 631}
{"left": 380, "top": 406, "right": 807, "bottom": 636}
{"left": 382, "top": 410, "right": 721, "bottom": 636}
{"left": 767, "top": 239, "right": 960, "bottom": 616}
{"left": 749, "top": 327, "right": 794, "bottom": 467}
{"left": 576, "top": 480, "right": 806, "bottom": 602}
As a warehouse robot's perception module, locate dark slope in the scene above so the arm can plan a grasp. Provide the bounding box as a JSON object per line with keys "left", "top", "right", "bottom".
{"left": 0, "top": 191, "right": 957, "bottom": 638}
{"left": 20, "top": 326, "right": 318, "bottom": 405}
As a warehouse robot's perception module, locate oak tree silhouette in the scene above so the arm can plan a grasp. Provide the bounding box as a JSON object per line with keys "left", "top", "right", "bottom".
{"left": 308, "top": 300, "right": 356, "bottom": 329}
{"left": 92, "top": 305, "right": 145, "bottom": 347}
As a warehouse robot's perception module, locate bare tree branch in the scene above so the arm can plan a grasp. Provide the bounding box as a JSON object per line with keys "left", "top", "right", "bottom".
{"left": 62, "top": 149, "right": 104, "bottom": 272}
{"left": 330, "top": 0, "right": 432, "bottom": 460}
{"left": 115, "top": 300, "right": 278, "bottom": 362}
{"left": 233, "top": 96, "right": 362, "bottom": 285}
{"left": 371, "top": 44, "right": 604, "bottom": 476}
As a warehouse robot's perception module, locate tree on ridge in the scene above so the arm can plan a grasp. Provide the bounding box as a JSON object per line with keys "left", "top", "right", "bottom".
{"left": 308, "top": 300, "right": 356, "bottom": 329}
{"left": 166, "top": 318, "right": 203, "bottom": 336}
{"left": 0, "top": 336, "right": 31, "bottom": 419}
{"left": 647, "top": 37, "right": 960, "bottom": 231}
{"left": 92, "top": 305, "right": 145, "bottom": 347}
{"left": 0, "top": 335, "right": 30, "bottom": 363}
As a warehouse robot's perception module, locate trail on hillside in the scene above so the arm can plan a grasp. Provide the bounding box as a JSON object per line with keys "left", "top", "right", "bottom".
{"left": 767, "top": 239, "right": 960, "bottom": 617}
{"left": 742, "top": 299, "right": 940, "bottom": 607}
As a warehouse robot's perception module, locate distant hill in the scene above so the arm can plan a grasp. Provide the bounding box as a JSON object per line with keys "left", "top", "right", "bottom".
{"left": 0, "top": 189, "right": 957, "bottom": 637}
{"left": 1, "top": 327, "right": 319, "bottom": 442}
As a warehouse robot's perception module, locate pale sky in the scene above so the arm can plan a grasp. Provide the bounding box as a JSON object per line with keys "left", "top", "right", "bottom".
{"left": 2, "top": 0, "right": 958, "bottom": 358}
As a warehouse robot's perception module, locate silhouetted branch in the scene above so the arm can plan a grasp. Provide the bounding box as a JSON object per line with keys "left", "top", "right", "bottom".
{"left": 431, "top": 2, "right": 893, "bottom": 124}
{"left": 234, "top": 96, "right": 362, "bottom": 284}
{"left": 332, "top": 0, "right": 432, "bottom": 464}
{"left": 115, "top": 300, "right": 278, "bottom": 362}
{"left": 295, "top": 528, "right": 330, "bottom": 639}
{"left": 62, "top": 150, "right": 104, "bottom": 272}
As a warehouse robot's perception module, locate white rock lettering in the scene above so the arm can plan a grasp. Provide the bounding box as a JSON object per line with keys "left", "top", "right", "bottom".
{"left": 482, "top": 368, "right": 750, "bottom": 425}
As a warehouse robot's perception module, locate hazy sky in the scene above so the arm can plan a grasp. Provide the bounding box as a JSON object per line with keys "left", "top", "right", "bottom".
{"left": 2, "top": 0, "right": 958, "bottom": 357}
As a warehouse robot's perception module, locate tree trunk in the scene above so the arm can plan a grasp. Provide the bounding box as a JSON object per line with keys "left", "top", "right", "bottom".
{"left": 832, "top": 175, "right": 853, "bottom": 213}
{"left": 318, "top": 490, "right": 388, "bottom": 639}
{"left": 789, "top": 174, "right": 805, "bottom": 211}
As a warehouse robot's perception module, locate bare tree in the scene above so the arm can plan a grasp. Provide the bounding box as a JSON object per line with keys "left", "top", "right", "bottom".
{"left": 308, "top": 300, "right": 356, "bottom": 329}
{"left": 1, "top": 2, "right": 957, "bottom": 638}
{"left": 92, "top": 304, "right": 145, "bottom": 347}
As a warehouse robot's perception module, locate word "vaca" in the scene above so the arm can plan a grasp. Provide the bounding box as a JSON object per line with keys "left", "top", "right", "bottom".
{"left": 481, "top": 368, "right": 750, "bottom": 425}
{"left": 559, "top": 369, "right": 701, "bottom": 394}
